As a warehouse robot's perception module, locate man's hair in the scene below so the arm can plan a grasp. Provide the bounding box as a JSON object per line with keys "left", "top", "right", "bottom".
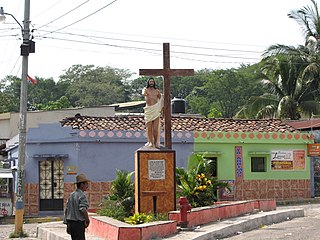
{"left": 146, "top": 77, "right": 157, "bottom": 89}
{"left": 76, "top": 182, "right": 86, "bottom": 188}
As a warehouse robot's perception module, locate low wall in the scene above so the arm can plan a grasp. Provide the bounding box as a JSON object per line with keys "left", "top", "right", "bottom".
{"left": 86, "top": 200, "right": 276, "bottom": 239}
{"left": 87, "top": 215, "right": 177, "bottom": 240}
{"left": 168, "top": 199, "right": 276, "bottom": 227}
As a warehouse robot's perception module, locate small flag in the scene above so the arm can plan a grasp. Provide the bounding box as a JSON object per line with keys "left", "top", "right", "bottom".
{"left": 27, "top": 75, "right": 37, "bottom": 84}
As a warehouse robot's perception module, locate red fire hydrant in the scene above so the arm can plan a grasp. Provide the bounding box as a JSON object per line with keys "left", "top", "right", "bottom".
{"left": 179, "top": 196, "right": 192, "bottom": 228}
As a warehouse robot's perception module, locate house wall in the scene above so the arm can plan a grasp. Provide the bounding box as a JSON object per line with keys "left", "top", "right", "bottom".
{"left": 0, "top": 106, "right": 115, "bottom": 140}
{"left": 193, "top": 131, "right": 313, "bottom": 200}
{"left": 16, "top": 125, "right": 315, "bottom": 215}
{"left": 25, "top": 129, "right": 194, "bottom": 182}
{"left": 0, "top": 113, "right": 11, "bottom": 140}
{"left": 21, "top": 124, "right": 194, "bottom": 215}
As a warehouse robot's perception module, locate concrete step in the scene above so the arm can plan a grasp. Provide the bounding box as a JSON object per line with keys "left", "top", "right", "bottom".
{"left": 36, "top": 221, "right": 103, "bottom": 240}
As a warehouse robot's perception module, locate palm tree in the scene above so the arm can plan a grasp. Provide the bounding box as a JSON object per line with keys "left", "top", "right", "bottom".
{"left": 288, "top": 0, "right": 320, "bottom": 45}
{"left": 263, "top": 0, "right": 320, "bottom": 87}
{"left": 236, "top": 54, "right": 320, "bottom": 119}
{"left": 236, "top": 1, "right": 320, "bottom": 119}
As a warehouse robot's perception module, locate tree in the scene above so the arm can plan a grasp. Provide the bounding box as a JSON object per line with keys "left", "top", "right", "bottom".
{"left": 28, "top": 77, "right": 68, "bottom": 110}
{"left": 170, "top": 74, "right": 206, "bottom": 99}
{"left": 188, "top": 66, "right": 263, "bottom": 118}
{"left": 287, "top": 0, "right": 320, "bottom": 43}
{"left": 0, "top": 76, "right": 21, "bottom": 113}
{"left": 244, "top": 0, "right": 320, "bottom": 119}
{"left": 238, "top": 54, "right": 320, "bottom": 119}
{"left": 262, "top": 0, "right": 320, "bottom": 93}
{"left": 36, "top": 96, "right": 71, "bottom": 110}
{"left": 59, "top": 64, "right": 132, "bottom": 107}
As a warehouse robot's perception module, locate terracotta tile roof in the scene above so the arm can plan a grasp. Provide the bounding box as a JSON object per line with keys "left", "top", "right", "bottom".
{"left": 60, "top": 115, "right": 297, "bottom": 133}
{"left": 286, "top": 119, "right": 320, "bottom": 130}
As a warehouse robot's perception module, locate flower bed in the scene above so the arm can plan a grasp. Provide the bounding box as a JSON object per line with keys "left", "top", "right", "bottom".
{"left": 87, "top": 199, "right": 276, "bottom": 239}
{"left": 87, "top": 214, "right": 177, "bottom": 240}
{"left": 168, "top": 199, "right": 276, "bottom": 227}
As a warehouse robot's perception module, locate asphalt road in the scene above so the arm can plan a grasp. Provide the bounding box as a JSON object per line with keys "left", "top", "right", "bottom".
{"left": 224, "top": 204, "right": 320, "bottom": 240}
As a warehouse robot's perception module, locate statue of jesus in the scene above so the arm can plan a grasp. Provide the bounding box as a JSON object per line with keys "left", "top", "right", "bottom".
{"left": 142, "top": 77, "right": 163, "bottom": 148}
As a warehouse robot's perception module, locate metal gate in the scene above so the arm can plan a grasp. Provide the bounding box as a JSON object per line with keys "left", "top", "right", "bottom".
{"left": 39, "top": 159, "right": 64, "bottom": 211}
{"left": 314, "top": 157, "right": 320, "bottom": 197}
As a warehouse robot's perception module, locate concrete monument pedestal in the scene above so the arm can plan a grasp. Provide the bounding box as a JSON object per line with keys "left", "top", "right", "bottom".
{"left": 135, "top": 147, "right": 176, "bottom": 214}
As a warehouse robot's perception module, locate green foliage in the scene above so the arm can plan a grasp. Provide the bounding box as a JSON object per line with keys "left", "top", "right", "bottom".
{"left": 60, "top": 64, "right": 132, "bottom": 107}
{"left": 97, "top": 199, "right": 128, "bottom": 221}
{"left": 170, "top": 75, "right": 206, "bottom": 100}
{"left": 125, "top": 213, "right": 153, "bottom": 225}
{"left": 110, "top": 170, "right": 135, "bottom": 213}
{"left": 36, "top": 96, "right": 71, "bottom": 110}
{"left": 176, "top": 154, "right": 229, "bottom": 207}
{"left": 237, "top": 54, "right": 320, "bottom": 120}
{"left": 152, "top": 212, "right": 168, "bottom": 221}
{"left": 98, "top": 170, "right": 134, "bottom": 221}
{"left": 207, "top": 105, "right": 222, "bottom": 118}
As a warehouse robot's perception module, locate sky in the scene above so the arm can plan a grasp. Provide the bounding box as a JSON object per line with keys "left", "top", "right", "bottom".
{"left": 0, "top": 0, "right": 313, "bottom": 82}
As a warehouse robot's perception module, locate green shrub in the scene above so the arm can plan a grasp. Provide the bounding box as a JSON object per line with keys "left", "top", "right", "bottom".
{"left": 98, "top": 199, "right": 128, "bottom": 221}
{"left": 125, "top": 213, "right": 153, "bottom": 225}
{"left": 176, "top": 153, "right": 229, "bottom": 207}
{"left": 98, "top": 169, "right": 135, "bottom": 221}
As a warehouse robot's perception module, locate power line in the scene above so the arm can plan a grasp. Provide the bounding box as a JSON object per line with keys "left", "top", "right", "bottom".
{"left": 38, "top": 0, "right": 118, "bottom": 38}
{"left": 36, "top": 29, "right": 264, "bottom": 55}
{"left": 36, "top": 0, "right": 90, "bottom": 31}
{"left": 36, "top": 35, "right": 262, "bottom": 62}
{"left": 32, "top": 0, "right": 65, "bottom": 20}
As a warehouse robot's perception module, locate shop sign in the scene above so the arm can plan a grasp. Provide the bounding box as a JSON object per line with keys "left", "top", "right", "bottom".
{"left": 0, "top": 198, "right": 12, "bottom": 216}
{"left": 307, "top": 144, "right": 320, "bottom": 156}
{"left": 271, "top": 150, "right": 305, "bottom": 171}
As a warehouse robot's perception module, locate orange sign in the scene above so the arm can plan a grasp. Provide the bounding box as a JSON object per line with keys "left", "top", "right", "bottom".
{"left": 308, "top": 144, "right": 320, "bottom": 156}
{"left": 271, "top": 160, "right": 293, "bottom": 170}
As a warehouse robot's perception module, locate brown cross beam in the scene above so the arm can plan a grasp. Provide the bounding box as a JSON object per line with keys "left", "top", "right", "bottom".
{"left": 139, "top": 43, "right": 194, "bottom": 149}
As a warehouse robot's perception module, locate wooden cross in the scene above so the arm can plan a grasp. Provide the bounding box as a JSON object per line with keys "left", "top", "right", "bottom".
{"left": 139, "top": 43, "right": 194, "bottom": 149}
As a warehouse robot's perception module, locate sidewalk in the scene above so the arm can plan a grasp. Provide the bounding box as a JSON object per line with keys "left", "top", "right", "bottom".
{"left": 35, "top": 207, "right": 304, "bottom": 240}
{"left": 163, "top": 208, "right": 303, "bottom": 240}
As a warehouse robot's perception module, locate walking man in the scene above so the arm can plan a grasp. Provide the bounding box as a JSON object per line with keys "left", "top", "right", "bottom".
{"left": 64, "top": 173, "right": 91, "bottom": 240}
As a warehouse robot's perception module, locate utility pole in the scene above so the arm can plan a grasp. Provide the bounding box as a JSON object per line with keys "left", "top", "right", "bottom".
{"left": 15, "top": 0, "right": 31, "bottom": 235}
{"left": 1, "top": 0, "right": 34, "bottom": 235}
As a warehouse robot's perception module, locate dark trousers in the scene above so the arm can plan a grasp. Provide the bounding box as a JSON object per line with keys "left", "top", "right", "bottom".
{"left": 68, "top": 220, "right": 86, "bottom": 240}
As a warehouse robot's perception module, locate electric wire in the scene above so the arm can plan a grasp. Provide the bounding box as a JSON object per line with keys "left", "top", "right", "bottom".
{"left": 38, "top": 0, "right": 118, "bottom": 38}
{"left": 35, "top": 29, "right": 263, "bottom": 55}
{"left": 36, "top": 0, "right": 90, "bottom": 31}
{"left": 32, "top": 0, "right": 65, "bottom": 20}
{"left": 38, "top": 36, "right": 261, "bottom": 63}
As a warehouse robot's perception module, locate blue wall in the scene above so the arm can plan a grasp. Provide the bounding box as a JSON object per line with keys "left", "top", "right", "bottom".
{"left": 24, "top": 123, "right": 194, "bottom": 183}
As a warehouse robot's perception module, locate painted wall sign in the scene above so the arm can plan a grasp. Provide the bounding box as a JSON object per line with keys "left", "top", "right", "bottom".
{"left": 271, "top": 150, "right": 293, "bottom": 161}
{"left": 293, "top": 150, "right": 306, "bottom": 170}
{"left": 235, "top": 146, "right": 243, "bottom": 180}
{"left": 66, "top": 166, "right": 78, "bottom": 175}
{"left": 0, "top": 198, "right": 13, "bottom": 216}
{"left": 220, "top": 180, "right": 235, "bottom": 200}
{"left": 307, "top": 144, "right": 320, "bottom": 156}
{"left": 270, "top": 150, "right": 305, "bottom": 171}
{"left": 148, "top": 160, "right": 165, "bottom": 180}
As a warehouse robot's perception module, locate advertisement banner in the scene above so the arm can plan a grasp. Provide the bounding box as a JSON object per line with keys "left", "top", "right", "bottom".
{"left": 270, "top": 150, "right": 305, "bottom": 171}
{"left": 0, "top": 198, "right": 12, "bottom": 216}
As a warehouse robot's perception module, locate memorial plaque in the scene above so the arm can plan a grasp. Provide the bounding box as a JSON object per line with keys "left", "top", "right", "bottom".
{"left": 148, "top": 160, "right": 165, "bottom": 180}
